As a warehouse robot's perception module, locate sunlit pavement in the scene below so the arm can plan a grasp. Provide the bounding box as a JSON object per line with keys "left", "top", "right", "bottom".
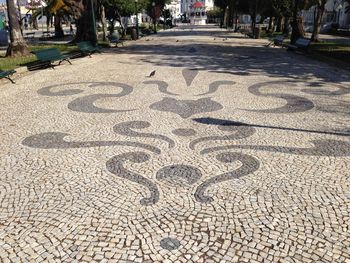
{"left": 1, "top": 25, "right": 350, "bottom": 262}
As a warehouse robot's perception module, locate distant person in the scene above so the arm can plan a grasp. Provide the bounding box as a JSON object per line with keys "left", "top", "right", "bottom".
{"left": 70, "top": 24, "right": 73, "bottom": 35}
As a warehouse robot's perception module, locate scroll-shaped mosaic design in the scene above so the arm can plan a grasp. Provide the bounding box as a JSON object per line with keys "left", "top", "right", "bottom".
{"left": 194, "top": 152, "right": 260, "bottom": 203}
{"left": 22, "top": 132, "right": 161, "bottom": 154}
{"left": 29, "top": 68, "right": 350, "bottom": 209}
{"left": 38, "top": 81, "right": 135, "bottom": 113}
{"left": 245, "top": 80, "right": 314, "bottom": 113}
{"left": 106, "top": 152, "right": 160, "bottom": 205}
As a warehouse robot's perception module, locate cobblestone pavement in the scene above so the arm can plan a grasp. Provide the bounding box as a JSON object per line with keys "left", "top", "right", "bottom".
{"left": 1, "top": 25, "right": 350, "bottom": 263}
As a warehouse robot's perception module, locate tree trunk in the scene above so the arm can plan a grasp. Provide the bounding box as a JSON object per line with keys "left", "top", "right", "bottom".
{"left": 268, "top": 16, "right": 273, "bottom": 32}
{"left": 290, "top": 0, "right": 306, "bottom": 43}
{"left": 54, "top": 15, "right": 64, "bottom": 38}
{"left": 73, "top": 0, "right": 97, "bottom": 44}
{"left": 223, "top": 6, "right": 229, "bottom": 27}
{"left": 227, "top": 2, "right": 234, "bottom": 28}
{"left": 100, "top": 5, "right": 107, "bottom": 41}
{"left": 16, "top": 0, "right": 23, "bottom": 36}
{"left": 276, "top": 16, "right": 282, "bottom": 32}
{"left": 311, "top": 5, "right": 325, "bottom": 42}
{"left": 283, "top": 16, "right": 290, "bottom": 34}
{"left": 6, "top": 0, "right": 29, "bottom": 57}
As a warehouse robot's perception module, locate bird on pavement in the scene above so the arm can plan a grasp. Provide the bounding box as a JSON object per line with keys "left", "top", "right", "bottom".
{"left": 148, "top": 70, "right": 156, "bottom": 77}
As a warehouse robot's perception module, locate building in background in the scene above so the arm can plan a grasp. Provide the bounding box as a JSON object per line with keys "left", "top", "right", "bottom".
{"left": 166, "top": 0, "right": 181, "bottom": 23}
{"left": 181, "top": 0, "right": 214, "bottom": 24}
{"left": 302, "top": 0, "right": 350, "bottom": 31}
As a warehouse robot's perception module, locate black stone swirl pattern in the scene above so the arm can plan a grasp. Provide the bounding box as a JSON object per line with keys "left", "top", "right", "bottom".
{"left": 197, "top": 80, "right": 236, "bottom": 96}
{"left": 150, "top": 97, "right": 223, "bottom": 118}
{"left": 190, "top": 125, "right": 256, "bottom": 150}
{"left": 156, "top": 164, "right": 202, "bottom": 186}
{"left": 201, "top": 139, "right": 350, "bottom": 157}
{"left": 106, "top": 152, "right": 159, "bottom": 206}
{"left": 143, "top": 80, "right": 179, "bottom": 96}
{"left": 246, "top": 81, "right": 314, "bottom": 113}
{"left": 38, "top": 82, "right": 135, "bottom": 113}
{"left": 172, "top": 128, "right": 197, "bottom": 137}
{"left": 113, "top": 121, "right": 175, "bottom": 148}
{"left": 68, "top": 82, "right": 134, "bottom": 113}
{"left": 22, "top": 132, "right": 161, "bottom": 154}
{"left": 301, "top": 83, "right": 350, "bottom": 96}
{"left": 182, "top": 68, "right": 199, "bottom": 87}
{"left": 194, "top": 152, "right": 260, "bottom": 203}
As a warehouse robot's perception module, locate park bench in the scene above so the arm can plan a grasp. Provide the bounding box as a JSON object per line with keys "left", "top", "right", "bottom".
{"left": 287, "top": 38, "right": 311, "bottom": 52}
{"left": 77, "top": 41, "right": 101, "bottom": 56}
{"left": 25, "top": 32, "right": 35, "bottom": 39}
{"left": 0, "top": 69, "right": 16, "bottom": 84}
{"left": 108, "top": 34, "right": 124, "bottom": 47}
{"left": 42, "top": 31, "right": 53, "bottom": 38}
{"left": 266, "top": 35, "right": 285, "bottom": 47}
{"left": 32, "top": 48, "right": 72, "bottom": 69}
{"left": 240, "top": 28, "right": 253, "bottom": 38}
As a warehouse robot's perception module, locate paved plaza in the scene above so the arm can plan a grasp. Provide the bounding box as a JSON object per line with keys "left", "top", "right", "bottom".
{"left": 1, "top": 25, "right": 350, "bottom": 262}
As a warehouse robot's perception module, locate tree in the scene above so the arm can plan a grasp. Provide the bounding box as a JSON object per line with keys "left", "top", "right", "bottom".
{"left": 290, "top": 0, "right": 307, "bottom": 43}
{"left": 271, "top": 0, "right": 295, "bottom": 34}
{"left": 213, "top": 0, "right": 229, "bottom": 27}
{"left": 67, "top": 0, "right": 97, "bottom": 43}
{"left": 6, "top": 0, "right": 29, "bottom": 56}
{"left": 103, "top": 0, "right": 147, "bottom": 36}
{"left": 145, "top": 0, "right": 170, "bottom": 32}
{"left": 307, "top": 0, "right": 327, "bottom": 41}
{"left": 41, "top": 0, "right": 88, "bottom": 41}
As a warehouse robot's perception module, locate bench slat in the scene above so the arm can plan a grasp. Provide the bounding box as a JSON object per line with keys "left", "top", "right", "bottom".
{"left": 32, "top": 48, "right": 72, "bottom": 68}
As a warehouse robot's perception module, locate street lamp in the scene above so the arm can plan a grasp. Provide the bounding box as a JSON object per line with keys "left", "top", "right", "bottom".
{"left": 152, "top": 2, "right": 157, "bottom": 34}
{"left": 135, "top": 0, "right": 139, "bottom": 39}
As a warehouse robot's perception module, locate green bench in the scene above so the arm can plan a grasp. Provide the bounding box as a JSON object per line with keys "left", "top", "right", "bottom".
{"left": 32, "top": 48, "right": 72, "bottom": 69}
{"left": 77, "top": 41, "right": 101, "bottom": 57}
{"left": 0, "top": 69, "right": 16, "bottom": 84}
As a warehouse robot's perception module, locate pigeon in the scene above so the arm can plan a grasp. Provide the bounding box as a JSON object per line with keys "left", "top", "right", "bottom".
{"left": 176, "top": 40, "right": 179, "bottom": 42}
{"left": 148, "top": 70, "right": 156, "bottom": 77}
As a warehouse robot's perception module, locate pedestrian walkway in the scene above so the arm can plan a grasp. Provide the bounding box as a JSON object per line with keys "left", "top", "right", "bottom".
{"left": 0, "top": 25, "right": 350, "bottom": 262}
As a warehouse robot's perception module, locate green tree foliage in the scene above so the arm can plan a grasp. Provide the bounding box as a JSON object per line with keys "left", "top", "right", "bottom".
{"left": 60, "top": 0, "right": 169, "bottom": 42}
{"left": 207, "top": 6, "right": 223, "bottom": 19}
{"left": 103, "top": 0, "right": 147, "bottom": 35}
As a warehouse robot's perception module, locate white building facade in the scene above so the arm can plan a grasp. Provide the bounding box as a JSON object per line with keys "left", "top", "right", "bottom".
{"left": 302, "top": 0, "right": 350, "bottom": 30}
{"left": 181, "top": 0, "right": 214, "bottom": 24}
{"left": 166, "top": 0, "right": 182, "bottom": 20}
{"left": 181, "top": 0, "right": 215, "bottom": 14}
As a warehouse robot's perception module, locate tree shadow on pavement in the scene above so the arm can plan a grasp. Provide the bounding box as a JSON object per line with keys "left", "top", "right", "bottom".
{"left": 193, "top": 117, "right": 350, "bottom": 137}
{"left": 105, "top": 41, "right": 350, "bottom": 84}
